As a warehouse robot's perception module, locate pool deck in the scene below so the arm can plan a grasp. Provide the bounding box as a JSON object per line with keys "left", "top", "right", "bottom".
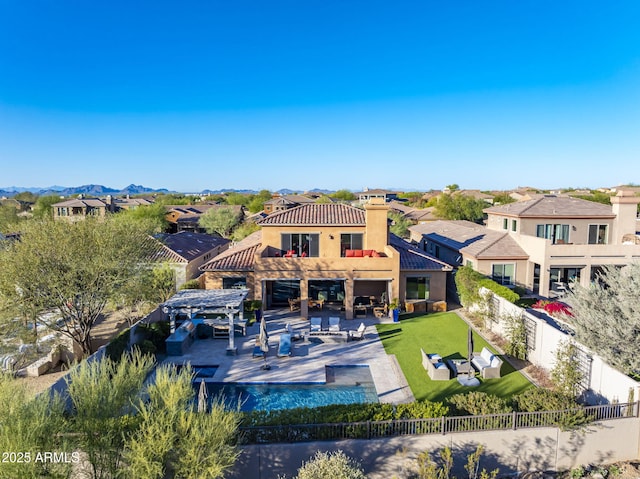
{"left": 161, "top": 308, "right": 414, "bottom": 405}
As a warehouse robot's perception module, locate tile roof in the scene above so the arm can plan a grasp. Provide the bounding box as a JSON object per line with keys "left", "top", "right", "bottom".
{"left": 410, "top": 221, "right": 529, "bottom": 260}
{"left": 200, "top": 231, "right": 262, "bottom": 271}
{"left": 258, "top": 203, "right": 366, "bottom": 226}
{"left": 484, "top": 195, "right": 614, "bottom": 218}
{"left": 151, "top": 231, "right": 230, "bottom": 263}
{"left": 390, "top": 234, "right": 453, "bottom": 271}
{"left": 53, "top": 198, "right": 108, "bottom": 208}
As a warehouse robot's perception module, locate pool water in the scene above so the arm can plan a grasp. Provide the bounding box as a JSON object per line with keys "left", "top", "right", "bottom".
{"left": 202, "top": 382, "right": 378, "bottom": 411}
{"left": 197, "top": 365, "right": 378, "bottom": 412}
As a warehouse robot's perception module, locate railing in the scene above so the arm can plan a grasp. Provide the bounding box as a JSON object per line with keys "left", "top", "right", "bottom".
{"left": 239, "top": 402, "right": 639, "bottom": 444}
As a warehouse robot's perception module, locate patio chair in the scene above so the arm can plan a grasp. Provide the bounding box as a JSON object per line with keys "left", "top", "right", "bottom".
{"left": 277, "top": 333, "right": 292, "bottom": 357}
{"left": 348, "top": 322, "right": 366, "bottom": 341}
{"left": 328, "top": 317, "right": 341, "bottom": 332}
{"left": 286, "top": 322, "right": 304, "bottom": 341}
{"left": 310, "top": 317, "right": 322, "bottom": 332}
{"left": 288, "top": 298, "right": 300, "bottom": 312}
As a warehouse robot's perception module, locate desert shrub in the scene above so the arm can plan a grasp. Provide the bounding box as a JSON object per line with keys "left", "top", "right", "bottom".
{"left": 503, "top": 312, "right": 528, "bottom": 360}
{"left": 284, "top": 450, "right": 366, "bottom": 479}
{"left": 448, "top": 391, "right": 511, "bottom": 416}
{"left": 136, "top": 321, "right": 170, "bottom": 354}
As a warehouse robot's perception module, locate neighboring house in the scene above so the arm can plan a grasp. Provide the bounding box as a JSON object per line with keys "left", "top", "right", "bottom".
{"left": 52, "top": 197, "right": 111, "bottom": 221}
{"left": 150, "top": 231, "right": 230, "bottom": 288}
{"left": 200, "top": 199, "right": 452, "bottom": 319}
{"left": 410, "top": 191, "right": 640, "bottom": 298}
{"left": 356, "top": 188, "right": 399, "bottom": 203}
{"left": 111, "top": 196, "right": 154, "bottom": 210}
{"left": 164, "top": 204, "right": 245, "bottom": 233}
{"left": 389, "top": 201, "right": 438, "bottom": 224}
{"left": 263, "top": 194, "right": 316, "bottom": 214}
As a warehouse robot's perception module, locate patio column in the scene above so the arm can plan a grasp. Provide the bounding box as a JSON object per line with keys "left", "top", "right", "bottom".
{"left": 226, "top": 310, "right": 237, "bottom": 355}
{"left": 300, "top": 279, "right": 309, "bottom": 318}
{"left": 345, "top": 278, "right": 354, "bottom": 320}
{"left": 169, "top": 311, "right": 177, "bottom": 333}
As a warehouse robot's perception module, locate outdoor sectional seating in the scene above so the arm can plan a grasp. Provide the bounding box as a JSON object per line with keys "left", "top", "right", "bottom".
{"left": 471, "top": 347, "right": 503, "bottom": 379}
{"left": 420, "top": 348, "right": 451, "bottom": 381}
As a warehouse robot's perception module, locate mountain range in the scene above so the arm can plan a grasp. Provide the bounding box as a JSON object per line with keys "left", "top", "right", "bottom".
{"left": 0, "top": 185, "right": 337, "bottom": 198}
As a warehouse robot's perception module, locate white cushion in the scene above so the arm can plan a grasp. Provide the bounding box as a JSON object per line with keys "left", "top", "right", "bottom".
{"left": 430, "top": 354, "right": 442, "bottom": 361}
{"left": 436, "top": 363, "right": 447, "bottom": 370}
{"left": 490, "top": 357, "right": 501, "bottom": 368}
{"left": 481, "top": 348, "right": 494, "bottom": 363}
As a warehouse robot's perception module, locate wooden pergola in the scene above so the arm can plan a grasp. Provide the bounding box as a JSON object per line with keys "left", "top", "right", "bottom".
{"left": 161, "top": 289, "right": 248, "bottom": 355}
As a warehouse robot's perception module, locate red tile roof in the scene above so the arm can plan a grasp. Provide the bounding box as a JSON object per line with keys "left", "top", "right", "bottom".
{"left": 200, "top": 231, "right": 262, "bottom": 271}
{"left": 258, "top": 204, "right": 366, "bottom": 226}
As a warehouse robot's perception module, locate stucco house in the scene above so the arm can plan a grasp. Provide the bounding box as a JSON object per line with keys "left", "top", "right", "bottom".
{"left": 150, "top": 231, "right": 230, "bottom": 288}
{"left": 200, "top": 199, "right": 452, "bottom": 318}
{"left": 164, "top": 204, "right": 245, "bottom": 233}
{"left": 52, "top": 197, "right": 111, "bottom": 221}
{"left": 410, "top": 191, "right": 640, "bottom": 298}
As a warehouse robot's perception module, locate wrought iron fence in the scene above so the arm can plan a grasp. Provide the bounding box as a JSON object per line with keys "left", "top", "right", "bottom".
{"left": 239, "top": 401, "right": 639, "bottom": 444}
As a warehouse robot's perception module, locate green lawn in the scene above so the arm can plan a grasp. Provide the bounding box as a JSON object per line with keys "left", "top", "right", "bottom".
{"left": 376, "top": 312, "right": 533, "bottom": 403}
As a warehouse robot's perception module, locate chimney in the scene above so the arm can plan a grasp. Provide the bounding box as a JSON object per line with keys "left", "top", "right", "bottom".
{"left": 610, "top": 190, "right": 640, "bottom": 244}
{"left": 364, "top": 197, "right": 389, "bottom": 251}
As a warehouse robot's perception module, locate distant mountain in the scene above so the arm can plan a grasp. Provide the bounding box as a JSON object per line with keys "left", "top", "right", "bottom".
{"left": 1, "top": 184, "right": 170, "bottom": 198}
{"left": 307, "top": 188, "right": 335, "bottom": 195}
{"left": 200, "top": 189, "right": 259, "bottom": 195}
{"left": 275, "top": 189, "right": 299, "bottom": 195}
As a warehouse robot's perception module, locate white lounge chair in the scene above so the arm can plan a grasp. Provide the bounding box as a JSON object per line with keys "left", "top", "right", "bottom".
{"left": 348, "top": 322, "right": 366, "bottom": 341}
{"left": 310, "top": 317, "right": 322, "bottom": 332}
{"left": 328, "top": 317, "right": 341, "bottom": 332}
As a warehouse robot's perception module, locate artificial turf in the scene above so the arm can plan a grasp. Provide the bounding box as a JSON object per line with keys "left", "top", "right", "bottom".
{"left": 376, "top": 312, "right": 533, "bottom": 403}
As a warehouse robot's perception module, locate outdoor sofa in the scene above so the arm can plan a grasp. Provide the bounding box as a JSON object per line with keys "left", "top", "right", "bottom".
{"left": 471, "top": 347, "right": 503, "bottom": 379}
{"left": 420, "top": 348, "right": 451, "bottom": 381}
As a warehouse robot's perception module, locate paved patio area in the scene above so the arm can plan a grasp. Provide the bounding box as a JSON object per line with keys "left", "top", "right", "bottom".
{"left": 161, "top": 308, "right": 414, "bottom": 405}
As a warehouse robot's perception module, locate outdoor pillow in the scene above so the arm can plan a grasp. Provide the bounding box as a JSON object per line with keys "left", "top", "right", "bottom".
{"left": 490, "top": 357, "right": 501, "bottom": 367}
{"left": 436, "top": 363, "right": 447, "bottom": 369}
{"left": 354, "top": 249, "right": 364, "bottom": 257}
{"left": 346, "top": 250, "right": 355, "bottom": 257}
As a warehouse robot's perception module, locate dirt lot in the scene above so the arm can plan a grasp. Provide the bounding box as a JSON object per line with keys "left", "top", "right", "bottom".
{"left": 19, "top": 309, "right": 131, "bottom": 397}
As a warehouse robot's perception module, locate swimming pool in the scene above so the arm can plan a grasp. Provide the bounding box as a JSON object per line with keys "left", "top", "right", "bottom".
{"left": 197, "top": 365, "right": 378, "bottom": 412}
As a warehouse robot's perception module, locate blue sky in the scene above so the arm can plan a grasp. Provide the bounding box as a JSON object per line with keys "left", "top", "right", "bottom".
{"left": 1, "top": 1, "right": 639, "bottom": 193}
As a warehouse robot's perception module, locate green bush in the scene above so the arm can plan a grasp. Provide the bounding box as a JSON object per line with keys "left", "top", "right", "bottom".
{"left": 135, "top": 321, "right": 170, "bottom": 354}
{"left": 133, "top": 339, "right": 157, "bottom": 356}
{"left": 448, "top": 391, "right": 511, "bottom": 416}
{"left": 105, "top": 329, "right": 131, "bottom": 361}
{"left": 179, "top": 279, "right": 201, "bottom": 290}
{"left": 242, "top": 400, "right": 448, "bottom": 428}
{"left": 290, "top": 450, "right": 366, "bottom": 479}
{"left": 455, "top": 265, "right": 520, "bottom": 305}
{"left": 512, "top": 388, "right": 579, "bottom": 412}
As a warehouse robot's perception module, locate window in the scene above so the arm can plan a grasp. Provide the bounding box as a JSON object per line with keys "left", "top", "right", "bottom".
{"left": 406, "top": 276, "right": 430, "bottom": 300}
{"left": 223, "top": 277, "right": 247, "bottom": 289}
{"left": 492, "top": 264, "right": 515, "bottom": 286}
{"left": 281, "top": 233, "right": 319, "bottom": 257}
{"left": 503, "top": 218, "right": 508, "bottom": 230}
{"left": 536, "top": 224, "right": 570, "bottom": 244}
{"left": 511, "top": 219, "right": 517, "bottom": 232}
{"left": 340, "top": 233, "right": 363, "bottom": 256}
{"left": 588, "top": 224, "right": 608, "bottom": 244}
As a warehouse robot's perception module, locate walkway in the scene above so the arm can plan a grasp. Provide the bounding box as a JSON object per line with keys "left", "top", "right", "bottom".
{"left": 161, "top": 308, "right": 414, "bottom": 405}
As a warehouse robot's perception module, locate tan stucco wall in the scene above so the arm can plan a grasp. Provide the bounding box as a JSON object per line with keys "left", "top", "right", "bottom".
{"left": 399, "top": 270, "right": 447, "bottom": 303}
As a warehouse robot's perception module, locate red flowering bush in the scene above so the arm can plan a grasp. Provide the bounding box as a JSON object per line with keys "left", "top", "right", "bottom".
{"left": 532, "top": 300, "right": 572, "bottom": 317}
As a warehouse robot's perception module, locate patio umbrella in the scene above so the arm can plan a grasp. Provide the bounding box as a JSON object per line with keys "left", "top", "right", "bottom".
{"left": 259, "top": 317, "right": 269, "bottom": 355}
{"left": 197, "top": 378, "right": 208, "bottom": 413}
{"left": 467, "top": 326, "right": 475, "bottom": 378}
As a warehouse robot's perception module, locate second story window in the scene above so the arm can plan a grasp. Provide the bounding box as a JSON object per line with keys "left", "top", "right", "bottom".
{"left": 511, "top": 219, "right": 517, "bottom": 232}
{"left": 503, "top": 218, "right": 508, "bottom": 230}
{"left": 281, "top": 233, "right": 319, "bottom": 257}
{"left": 588, "top": 224, "right": 608, "bottom": 244}
{"left": 340, "top": 233, "right": 363, "bottom": 256}
{"left": 536, "top": 224, "right": 570, "bottom": 244}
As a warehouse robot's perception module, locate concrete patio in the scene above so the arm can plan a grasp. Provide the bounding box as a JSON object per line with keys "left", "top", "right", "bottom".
{"left": 161, "top": 308, "right": 414, "bottom": 405}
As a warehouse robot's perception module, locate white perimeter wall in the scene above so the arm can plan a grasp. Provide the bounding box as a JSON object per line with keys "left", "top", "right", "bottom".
{"left": 479, "top": 288, "right": 640, "bottom": 404}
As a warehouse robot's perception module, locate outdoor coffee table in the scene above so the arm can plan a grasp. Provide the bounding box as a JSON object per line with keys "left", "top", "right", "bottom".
{"left": 446, "top": 359, "right": 474, "bottom": 376}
